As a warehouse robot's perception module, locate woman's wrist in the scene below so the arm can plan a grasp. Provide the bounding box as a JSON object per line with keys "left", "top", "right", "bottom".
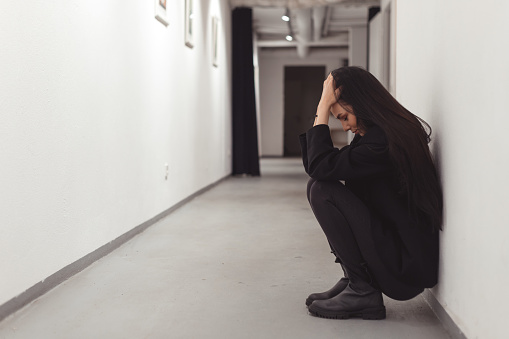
{"left": 313, "top": 102, "right": 330, "bottom": 126}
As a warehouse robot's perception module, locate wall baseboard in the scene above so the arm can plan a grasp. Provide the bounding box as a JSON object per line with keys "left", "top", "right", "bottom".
{"left": 0, "top": 175, "right": 230, "bottom": 323}
{"left": 422, "top": 289, "right": 468, "bottom": 339}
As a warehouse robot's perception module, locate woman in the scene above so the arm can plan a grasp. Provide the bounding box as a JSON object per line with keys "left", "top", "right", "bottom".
{"left": 300, "top": 66, "right": 442, "bottom": 320}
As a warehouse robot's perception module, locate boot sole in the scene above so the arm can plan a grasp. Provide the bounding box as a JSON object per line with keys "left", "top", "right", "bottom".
{"left": 308, "top": 305, "right": 386, "bottom": 320}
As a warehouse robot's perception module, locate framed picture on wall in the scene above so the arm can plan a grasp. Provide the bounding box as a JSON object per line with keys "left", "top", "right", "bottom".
{"left": 154, "top": 0, "right": 169, "bottom": 26}
{"left": 212, "top": 16, "right": 219, "bottom": 67}
{"left": 185, "top": 0, "right": 194, "bottom": 48}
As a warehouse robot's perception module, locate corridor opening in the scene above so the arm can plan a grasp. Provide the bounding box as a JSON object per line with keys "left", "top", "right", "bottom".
{"left": 283, "top": 66, "right": 326, "bottom": 157}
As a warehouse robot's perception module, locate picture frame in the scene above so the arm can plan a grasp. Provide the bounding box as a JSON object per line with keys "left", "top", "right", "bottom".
{"left": 212, "top": 16, "right": 219, "bottom": 67}
{"left": 185, "top": 0, "right": 194, "bottom": 48}
{"left": 154, "top": 0, "right": 169, "bottom": 27}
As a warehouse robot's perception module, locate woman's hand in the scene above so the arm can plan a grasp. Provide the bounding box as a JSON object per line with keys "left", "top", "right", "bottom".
{"left": 314, "top": 73, "right": 340, "bottom": 127}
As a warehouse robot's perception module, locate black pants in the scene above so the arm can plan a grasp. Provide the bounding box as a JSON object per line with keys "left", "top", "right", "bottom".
{"left": 307, "top": 178, "right": 377, "bottom": 287}
{"left": 307, "top": 178, "right": 423, "bottom": 299}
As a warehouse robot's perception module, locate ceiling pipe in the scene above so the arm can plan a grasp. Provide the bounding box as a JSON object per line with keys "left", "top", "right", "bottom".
{"left": 312, "top": 6, "right": 327, "bottom": 41}
{"left": 322, "top": 6, "right": 333, "bottom": 37}
{"left": 256, "top": 36, "right": 348, "bottom": 48}
{"left": 295, "top": 8, "right": 312, "bottom": 58}
{"left": 231, "top": 0, "right": 380, "bottom": 10}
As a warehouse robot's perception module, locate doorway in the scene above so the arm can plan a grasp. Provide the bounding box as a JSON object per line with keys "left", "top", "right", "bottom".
{"left": 283, "top": 66, "right": 326, "bottom": 157}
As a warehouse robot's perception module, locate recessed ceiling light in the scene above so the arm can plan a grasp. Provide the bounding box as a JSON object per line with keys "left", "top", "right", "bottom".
{"left": 286, "top": 35, "right": 293, "bottom": 41}
{"left": 282, "top": 15, "right": 290, "bottom": 22}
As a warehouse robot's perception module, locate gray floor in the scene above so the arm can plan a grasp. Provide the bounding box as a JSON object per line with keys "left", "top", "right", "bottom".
{"left": 0, "top": 158, "right": 451, "bottom": 339}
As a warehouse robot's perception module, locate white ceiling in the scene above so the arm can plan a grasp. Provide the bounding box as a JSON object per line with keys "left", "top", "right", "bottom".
{"left": 231, "top": 0, "right": 380, "bottom": 57}
{"left": 231, "top": 0, "right": 379, "bottom": 9}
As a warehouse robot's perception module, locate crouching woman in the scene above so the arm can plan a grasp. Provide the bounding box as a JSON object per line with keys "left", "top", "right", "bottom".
{"left": 300, "top": 66, "right": 443, "bottom": 320}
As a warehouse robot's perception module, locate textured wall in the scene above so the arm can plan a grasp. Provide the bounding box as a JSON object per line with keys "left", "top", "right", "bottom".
{"left": 0, "top": 0, "right": 232, "bottom": 305}
{"left": 395, "top": 1, "right": 509, "bottom": 338}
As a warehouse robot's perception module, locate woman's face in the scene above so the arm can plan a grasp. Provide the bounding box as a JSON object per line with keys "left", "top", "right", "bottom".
{"left": 331, "top": 103, "right": 365, "bottom": 136}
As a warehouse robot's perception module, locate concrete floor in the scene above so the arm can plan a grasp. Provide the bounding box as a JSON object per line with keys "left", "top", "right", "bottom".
{"left": 0, "top": 158, "right": 451, "bottom": 339}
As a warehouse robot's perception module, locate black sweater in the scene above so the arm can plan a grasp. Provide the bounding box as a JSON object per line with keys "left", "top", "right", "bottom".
{"left": 300, "top": 124, "right": 439, "bottom": 290}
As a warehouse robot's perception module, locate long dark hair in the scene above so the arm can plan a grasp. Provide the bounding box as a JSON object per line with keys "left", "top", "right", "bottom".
{"left": 331, "top": 66, "right": 443, "bottom": 232}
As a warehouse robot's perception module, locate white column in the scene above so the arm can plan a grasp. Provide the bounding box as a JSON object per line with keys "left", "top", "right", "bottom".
{"left": 348, "top": 26, "right": 368, "bottom": 68}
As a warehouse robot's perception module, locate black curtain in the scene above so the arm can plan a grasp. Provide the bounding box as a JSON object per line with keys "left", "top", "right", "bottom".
{"left": 231, "top": 7, "right": 260, "bottom": 176}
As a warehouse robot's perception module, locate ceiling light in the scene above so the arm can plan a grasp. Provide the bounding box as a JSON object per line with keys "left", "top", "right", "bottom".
{"left": 282, "top": 8, "right": 290, "bottom": 22}
{"left": 286, "top": 35, "right": 293, "bottom": 41}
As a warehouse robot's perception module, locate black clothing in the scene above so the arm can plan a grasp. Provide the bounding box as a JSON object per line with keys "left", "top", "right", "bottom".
{"left": 300, "top": 125, "right": 439, "bottom": 301}
{"left": 307, "top": 178, "right": 423, "bottom": 300}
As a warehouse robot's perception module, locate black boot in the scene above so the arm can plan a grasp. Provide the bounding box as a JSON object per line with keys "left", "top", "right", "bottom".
{"left": 305, "top": 262, "right": 349, "bottom": 306}
{"left": 308, "top": 283, "right": 385, "bottom": 320}
{"left": 305, "top": 277, "right": 349, "bottom": 306}
{"left": 308, "top": 264, "right": 385, "bottom": 320}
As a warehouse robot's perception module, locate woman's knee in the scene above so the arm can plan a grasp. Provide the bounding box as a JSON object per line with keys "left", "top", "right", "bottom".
{"left": 308, "top": 179, "right": 341, "bottom": 206}
{"left": 306, "top": 178, "right": 317, "bottom": 202}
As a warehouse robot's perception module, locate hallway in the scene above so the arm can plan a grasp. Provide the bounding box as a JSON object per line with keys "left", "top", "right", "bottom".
{"left": 0, "top": 159, "right": 450, "bottom": 339}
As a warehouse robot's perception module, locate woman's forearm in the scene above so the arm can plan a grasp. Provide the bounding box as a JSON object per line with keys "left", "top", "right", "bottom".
{"left": 314, "top": 73, "right": 337, "bottom": 127}
{"left": 314, "top": 102, "right": 331, "bottom": 127}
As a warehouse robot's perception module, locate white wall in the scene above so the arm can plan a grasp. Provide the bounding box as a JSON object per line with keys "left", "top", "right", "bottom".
{"left": 349, "top": 26, "right": 367, "bottom": 68}
{"left": 369, "top": 13, "right": 383, "bottom": 82}
{"left": 258, "top": 49, "right": 346, "bottom": 156}
{"left": 369, "top": 0, "right": 394, "bottom": 93}
{"left": 395, "top": 1, "right": 509, "bottom": 338}
{"left": 0, "top": 0, "right": 232, "bottom": 306}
